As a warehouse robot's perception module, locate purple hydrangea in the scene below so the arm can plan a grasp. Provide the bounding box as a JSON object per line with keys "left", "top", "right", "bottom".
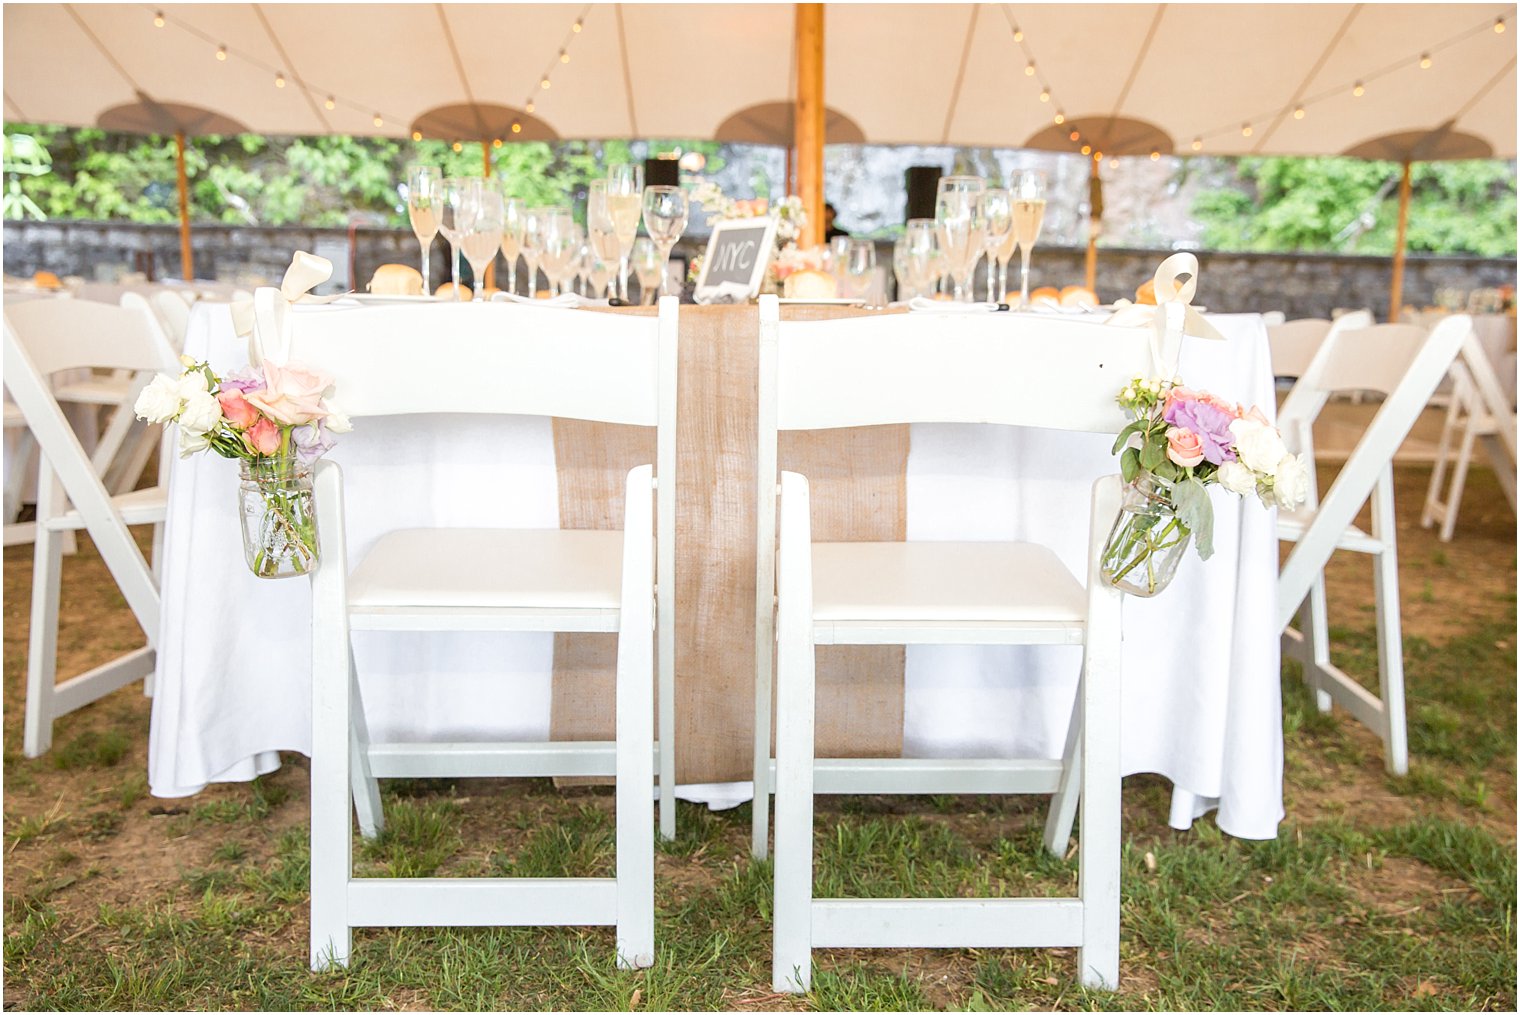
{"left": 292, "top": 420, "right": 336, "bottom": 464}
{"left": 1163, "top": 396, "right": 1237, "bottom": 465}
{"left": 219, "top": 366, "right": 265, "bottom": 395}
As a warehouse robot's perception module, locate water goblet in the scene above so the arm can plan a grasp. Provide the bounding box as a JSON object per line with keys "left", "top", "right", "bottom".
{"left": 641, "top": 185, "right": 688, "bottom": 301}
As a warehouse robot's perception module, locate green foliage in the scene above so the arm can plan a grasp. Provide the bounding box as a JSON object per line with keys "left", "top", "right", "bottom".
{"left": 2, "top": 126, "right": 724, "bottom": 228}
{"left": 1192, "top": 155, "right": 1517, "bottom": 256}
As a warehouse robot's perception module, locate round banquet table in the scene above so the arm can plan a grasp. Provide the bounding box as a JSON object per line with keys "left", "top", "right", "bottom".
{"left": 148, "top": 299, "right": 1283, "bottom": 840}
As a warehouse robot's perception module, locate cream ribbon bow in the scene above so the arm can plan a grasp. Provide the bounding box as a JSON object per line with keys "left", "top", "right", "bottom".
{"left": 230, "top": 251, "right": 344, "bottom": 362}
{"left": 1104, "top": 252, "right": 1224, "bottom": 378}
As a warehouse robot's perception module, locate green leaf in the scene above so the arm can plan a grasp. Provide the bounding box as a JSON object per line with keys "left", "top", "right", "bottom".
{"left": 1172, "top": 478, "right": 1215, "bottom": 560}
{"left": 1110, "top": 421, "right": 1141, "bottom": 455}
{"left": 1140, "top": 433, "right": 1166, "bottom": 471}
{"left": 1120, "top": 447, "right": 1141, "bottom": 483}
{"left": 1155, "top": 460, "right": 1182, "bottom": 482}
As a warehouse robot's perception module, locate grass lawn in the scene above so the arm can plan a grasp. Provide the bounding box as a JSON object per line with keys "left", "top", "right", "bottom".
{"left": 3, "top": 463, "right": 1515, "bottom": 1011}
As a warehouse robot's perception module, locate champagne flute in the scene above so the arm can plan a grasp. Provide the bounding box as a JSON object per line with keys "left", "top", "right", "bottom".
{"left": 536, "top": 207, "right": 577, "bottom": 297}
{"left": 934, "top": 175, "right": 987, "bottom": 302}
{"left": 631, "top": 237, "right": 662, "bottom": 305}
{"left": 826, "top": 234, "right": 851, "bottom": 278}
{"left": 843, "top": 238, "right": 876, "bottom": 301}
{"left": 892, "top": 237, "right": 912, "bottom": 300}
{"left": 641, "top": 185, "right": 688, "bottom": 302}
{"left": 587, "top": 180, "right": 621, "bottom": 277}
{"left": 981, "top": 188, "right": 1013, "bottom": 303}
{"left": 585, "top": 244, "right": 613, "bottom": 300}
{"left": 904, "top": 218, "right": 938, "bottom": 300}
{"left": 563, "top": 222, "right": 586, "bottom": 296}
{"left": 520, "top": 206, "right": 547, "bottom": 297}
{"left": 605, "top": 163, "right": 645, "bottom": 301}
{"left": 460, "top": 183, "right": 502, "bottom": 303}
{"left": 438, "top": 176, "right": 471, "bottom": 300}
{"left": 406, "top": 165, "right": 441, "bottom": 295}
{"left": 500, "top": 196, "right": 526, "bottom": 296}
{"left": 1010, "top": 170, "right": 1047, "bottom": 309}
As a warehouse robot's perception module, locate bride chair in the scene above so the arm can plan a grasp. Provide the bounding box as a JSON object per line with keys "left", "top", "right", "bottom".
{"left": 1277, "top": 316, "right": 1469, "bottom": 775}
{"left": 251, "top": 292, "right": 676, "bottom": 970}
{"left": 2, "top": 298, "right": 177, "bottom": 757}
{"left": 757, "top": 296, "right": 1168, "bottom": 992}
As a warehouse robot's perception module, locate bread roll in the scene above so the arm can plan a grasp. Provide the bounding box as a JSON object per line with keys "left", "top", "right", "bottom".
{"left": 784, "top": 269, "right": 839, "bottom": 299}
{"left": 1060, "top": 285, "right": 1097, "bottom": 308}
{"left": 367, "top": 263, "right": 423, "bottom": 296}
{"left": 1030, "top": 285, "right": 1061, "bottom": 307}
{"left": 1135, "top": 279, "right": 1156, "bottom": 305}
{"left": 32, "top": 270, "right": 62, "bottom": 289}
{"left": 434, "top": 282, "right": 472, "bottom": 301}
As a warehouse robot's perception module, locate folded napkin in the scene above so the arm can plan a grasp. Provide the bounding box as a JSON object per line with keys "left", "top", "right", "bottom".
{"left": 492, "top": 291, "right": 610, "bottom": 309}
{"left": 907, "top": 297, "right": 1000, "bottom": 314}
{"left": 696, "top": 281, "right": 756, "bottom": 305}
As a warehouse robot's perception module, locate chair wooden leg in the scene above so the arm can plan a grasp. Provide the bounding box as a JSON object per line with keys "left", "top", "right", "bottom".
{"left": 1042, "top": 685, "right": 1082, "bottom": 857}
{"left": 23, "top": 524, "right": 63, "bottom": 758}
{"left": 348, "top": 655, "right": 384, "bottom": 839}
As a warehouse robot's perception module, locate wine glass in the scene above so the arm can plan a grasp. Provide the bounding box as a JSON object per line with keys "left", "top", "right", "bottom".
{"left": 825, "top": 234, "right": 851, "bottom": 277}
{"left": 563, "top": 222, "right": 586, "bottom": 296}
{"left": 641, "top": 185, "right": 688, "bottom": 302}
{"left": 605, "top": 163, "right": 645, "bottom": 301}
{"left": 903, "top": 218, "right": 938, "bottom": 299}
{"left": 584, "top": 243, "right": 613, "bottom": 300}
{"left": 981, "top": 188, "right": 1013, "bottom": 303}
{"left": 934, "top": 175, "right": 987, "bottom": 302}
{"left": 1010, "top": 170, "right": 1047, "bottom": 308}
{"left": 631, "top": 237, "right": 662, "bottom": 305}
{"left": 460, "top": 183, "right": 502, "bottom": 303}
{"left": 842, "top": 238, "right": 877, "bottom": 302}
{"left": 406, "top": 165, "right": 441, "bottom": 295}
{"left": 438, "top": 177, "right": 472, "bottom": 300}
{"left": 520, "top": 206, "right": 548, "bottom": 298}
{"left": 536, "top": 207, "right": 577, "bottom": 297}
{"left": 500, "top": 196, "right": 526, "bottom": 296}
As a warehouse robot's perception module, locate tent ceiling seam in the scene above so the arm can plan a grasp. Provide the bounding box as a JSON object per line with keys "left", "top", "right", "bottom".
{"left": 1104, "top": 4, "right": 1166, "bottom": 142}
{"left": 940, "top": 4, "right": 980, "bottom": 145}
{"left": 434, "top": 3, "right": 487, "bottom": 140}
{"left": 615, "top": 4, "right": 639, "bottom": 137}
{"left": 1455, "top": 54, "right": 1517, "bottom": 121}
{"left": 253, "top": 3, "right": 332, "bottom": 133}
{"left": 1253, "top": 3, "right": 1362, "bottom": 153}
{"left": 5, "top": 90, "right": 28, "bottom": 121}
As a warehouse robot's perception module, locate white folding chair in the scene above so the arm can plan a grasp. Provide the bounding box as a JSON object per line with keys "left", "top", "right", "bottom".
{"left": 1421, "top": 331, "right": 1518, "bottom": 540}
{"left": 758, "top": 296, "right": 1161, "bottom": 992}
{"left": 251, "top": 292, "right": 677, "bottom": 971}
{"left": 2, "top": 299, "right": 177, "bottom": 757}
{"left": 1277, "top": 316, "right": 1469, "bottom": 776}
{"left": 1266, "top": 317, "right": 1333, "bottom": 380}
{"left": 150, "top": 289, "right": 193, "bottom": 351}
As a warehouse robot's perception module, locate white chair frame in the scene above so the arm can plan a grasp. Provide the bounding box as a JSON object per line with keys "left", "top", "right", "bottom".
{"left": 252, "top": 294, "right": 678, "bottom": 971}
{"left": 1421, "top": 333, "right": 1518, "bottom": 540}
{"left": 3, "top": 298, "right": 177, "bottom": 757}
{"left": 757, "top": 297, "right": 1164, "bottom": 992}
{"left": 1278, "top": 316, "right": 1471, "bottom": 776}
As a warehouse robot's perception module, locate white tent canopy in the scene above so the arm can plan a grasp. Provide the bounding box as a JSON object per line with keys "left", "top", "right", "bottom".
{"left": 4, "top": 3, "right": 1515, "bottom": 159}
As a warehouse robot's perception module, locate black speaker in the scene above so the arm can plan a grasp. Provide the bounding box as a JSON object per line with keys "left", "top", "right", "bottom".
{"left": 645, "top": 157, "right": 680, "bottom": 187}
{"left": 905, "top": 166, "right": 943, "bottom": 222}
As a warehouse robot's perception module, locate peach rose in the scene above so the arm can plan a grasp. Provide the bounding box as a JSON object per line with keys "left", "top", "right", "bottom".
{"left": 244, "top": 361, "right": 331, "bottom": 426}
{"left": 244, "top": 416, "right": 282, "bottom": 456}
{"left": 1166, "top": 426, "right": 1205, "bottom": 468}
{"left": 217, "top": 389, "right": 260, "bottom": 430}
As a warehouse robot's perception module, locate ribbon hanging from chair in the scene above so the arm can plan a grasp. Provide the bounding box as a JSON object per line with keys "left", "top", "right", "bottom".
{"left": 231, "top": 251, "right": 343, "bottom": 364}
{"left": 1105, "top": 252, "right": 1225, "bottom": 378}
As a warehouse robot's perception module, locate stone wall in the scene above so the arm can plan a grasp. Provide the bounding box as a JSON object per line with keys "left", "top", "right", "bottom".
{"left": 3, "top": 219, "right": 1515, "bottom": 321}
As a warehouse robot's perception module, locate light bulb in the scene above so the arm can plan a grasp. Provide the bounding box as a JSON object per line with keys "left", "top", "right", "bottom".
{"left": 1069, "top": 130, "right": 1080, "bottom": 142}
{"left": 1419, "top": 53, "right": 1431, "bottom": 69}
{"left": 1353, "top": 81, "right": 1365, "bottom": 97}
{"left": 1496, "top": 18, "right": 1506, "bottom": 33}
{"left": 275, "top": 72, "right": 286, "bottom": 88}
{"left": 1080, "top": 144, "right": 1091, "bottom": 155}
{"left": 452, "top": 142, "right": 463, "bottom": 153}
{"left": 1039, "top": 89, "right": 1050, "bottom": 103}
{"left": 324, "top": 96, "right": 336, "bottom": 110}
{"left": 1150, "top": 150, "right": 1160, "bottom": 161}
{"left": 1013, "top": 27, "right": 1023, "bottom": 42}
{"left": 1094, "top": 151, "right": 1104, "bottom": 162}
{"left": 1024, "top": 62, "right": 1036, "bottom": 77}
{"left": 540, "top": 76, "right": 551, "bottom": 90}
{"left": 492, "top": 137, "right": 502, "bottom": 148}
{"left": 153, "top": 11, "right": 165, "bottom": 28}
{"left": 560, "top": 50, "right": 570, "bottom": 63}
{"left": 1241, "top": 123, "right": 1253, "bottom": 137}
{"left": 216, "top": 45, "right": 227, "bottom": 61}
{"left": 1293, "top": 106, "right": 1305, "bottom": 120}
{"left": 573, "top": 19, "right": 583, "bottom": 32}
{"left": 1191, "top": 138, "right": 1202, "bottom": 152}
{"left": 511, "top": 122, "right": 522, "bottom": 134}
{"left": 412, "top": 131, "right": 422, "bottom": 142}
{"left": 372, "top": 114, "right": 383, "bottom": 127}
{"left": 526, "top": 101, "right": 536, "bottom": 113}
{"left": 1054, "top": 112, "right": 1065, "bottom": 125}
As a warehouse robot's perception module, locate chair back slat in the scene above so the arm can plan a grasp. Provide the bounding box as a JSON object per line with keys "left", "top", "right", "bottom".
{"left": 1276, "top": 310, "right": 1374, "bottom": 432}
{"left": 262, "top": 293, "right": 667, "bottom": 428}
{"left": 3, "top": 298, "right": 179, "bottom": 377}
{"left": 1266, "top": 318, "right": 1331, "bottom": 378}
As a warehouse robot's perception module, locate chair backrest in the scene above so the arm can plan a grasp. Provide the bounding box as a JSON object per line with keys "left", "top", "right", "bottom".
{"left": 1276, "top": 310, "right": 1376, "bottom": 433}
{"left": 2, "top": 297, "right": 178, "bottom": 378}
{"left": 1266, "top": 318, "right": 1331, "bottom": 379}
{"left": 151, "top": 290, "right": 193, "bottom": 349}
{"left": 1277, "top": 315, "right": 1470, "bottom": 629}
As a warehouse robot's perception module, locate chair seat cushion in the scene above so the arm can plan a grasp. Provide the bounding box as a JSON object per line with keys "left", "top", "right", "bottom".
{"left": 47, "top": 485, "right": 167, "bottom": 530}
{"left": 811, "top": 540, "right": 1087, "bottom": 623}
{"left": 1276, "top": 509, "right": 1384, "bottom": 554}
{"left": 348, "top": 528, "right": 624, "bottom": 609}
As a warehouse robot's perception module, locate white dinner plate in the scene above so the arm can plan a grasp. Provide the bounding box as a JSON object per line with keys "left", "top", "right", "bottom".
{"left": 777, "top": 297, "right": 867, "bottom": 306}
{"left": 342, "top": 293, "right": 442, "bottom": 304}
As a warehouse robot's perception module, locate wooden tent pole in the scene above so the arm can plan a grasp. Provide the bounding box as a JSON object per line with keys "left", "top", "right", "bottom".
{"left": 795, "top": 3, "right": 825, "bottom": 247}
{"left": 1388, "top": 160, "right": 1412, "bottom": 322}
{"left": 1084, "top": 157, "right": 1100, "bottom": 294}
{"left": 174, "top": 131, "right": 193, "bottom": 281}
{"left": 482, "top": 141, "right": 496, "bottom": 290}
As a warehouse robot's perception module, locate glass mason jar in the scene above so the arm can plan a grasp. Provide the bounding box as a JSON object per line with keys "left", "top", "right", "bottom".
{"left": 1099, "top": 474, "right": 1192, "bottom": 597}
{"left": 238, "top": 458, "right": 319, "bottom": 579}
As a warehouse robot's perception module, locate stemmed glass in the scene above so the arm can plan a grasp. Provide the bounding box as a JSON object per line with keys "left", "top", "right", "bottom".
{"left": 585, "top": 245, "right": 613, "bottom": 300}
{"left": 459, "top": 183, "right": 502, "bottom": 303}
{"left": 520, "top": 207, "right": 548, "bottom": 298}
{"left": 843, "top": 238, "right": 877, "bottom": 301}
{"left": 934, "top": 175, "right": 987, "bottom": 302}
{"left": 500, "top": 196, "right": 526, "bottom": 296}
{"left": 1010, "top": 170, "right": 1048, "bottom": 308}
{"left": 605, "top": 164, "right": 645, "bottom": 301}
{"left": 641, "top": 185, "right": 688, "bottom": 302}
{"left": 902, "top": 218, "right": 938, "bottom": 299}
{"left": 536, "top": 207, "right": 578, "bottom": 297}
{"left": 406, "top": 166, "right": 441, "bottom": 295}
{"left": 587, "top": 180, "right": 621, "bottom": 289}
{"left": 631, "top": 238, "right": 662, "bottom": 305}
{"left": 438, "top": 177, "right": 472, "bottom": 301}
{"left": 981, "top": 188, "right": 1013, "bottom": 303}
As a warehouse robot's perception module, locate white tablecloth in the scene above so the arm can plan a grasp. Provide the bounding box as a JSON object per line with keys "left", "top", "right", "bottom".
{"left": 149, "top": 303, "right": 1282, "bottom": 840}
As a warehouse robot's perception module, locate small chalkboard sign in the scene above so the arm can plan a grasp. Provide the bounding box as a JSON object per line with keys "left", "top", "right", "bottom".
{"left": 694, "top": 217, "right": 779, "bottom": 303}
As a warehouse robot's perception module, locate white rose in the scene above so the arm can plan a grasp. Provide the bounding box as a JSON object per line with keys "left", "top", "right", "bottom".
{"left": 322, "top": 400, "right": 353, "bottom": 434}
{"left": 1216, "top": 460, "right": 1257, "bottom": 496}
{"left": 1229, "top": 417, "right": 1288, "bottom": 473}
{"left": 177, "top": 389, "right": 223, "bottom": 436}
{"left": 134, "top": 373, "right": 184, "bottom": 423}
{"left": 1272, "top": 453, "right": 1311, "bottom": 509}
{"left": 177, "top": 427, "right": 210, "bottom": 458}
{"left": 175, "top": 370, "right": 209, "bottom": 398}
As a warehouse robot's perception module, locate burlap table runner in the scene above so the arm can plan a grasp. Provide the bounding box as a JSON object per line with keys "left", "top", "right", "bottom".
{"left": 549, "top": 303, "right": 907, "bottom": 782}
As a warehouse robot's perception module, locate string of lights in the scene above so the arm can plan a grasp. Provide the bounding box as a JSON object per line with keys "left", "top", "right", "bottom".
{"left": 521, "top": 5, "right": 594, "bottom": 130}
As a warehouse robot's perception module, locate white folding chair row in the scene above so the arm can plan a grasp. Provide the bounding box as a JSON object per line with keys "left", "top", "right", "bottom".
{"left": 1421, "top": 330, "right": 1518, "bottom": 540}
{"left": 252, "top": 293, "right": 678, "bottom": 970}
{"left": 1266, "top": 317, "right": 1333, "bottom": 380}
{"left": 1277, "top": 316, "right": 1470, "bottom": 776}
{"left": 2, "top": 298, "right": 179, "bottom": 758}
{"left": 757, "top": 297, "right": 1147, "bottom": 992}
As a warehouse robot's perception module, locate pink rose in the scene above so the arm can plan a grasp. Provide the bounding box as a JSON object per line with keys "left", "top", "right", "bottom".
{"left": 1166, "top": 426, "right": 1206, "bottom": 468}
{"left": 244, "top": 416, "right": 282, "bottom": 456}
{"left": 217, "top": 389, "right": 260, "bottom": 430}
{"left": 1238, "top": 404, "right": 1271, "bottom": 426}
{"left": 1197, "top": 392, "right": 1239, "bottom": 418}
{"left": 244, "top": 361, "right": 331, "bottom": 426}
